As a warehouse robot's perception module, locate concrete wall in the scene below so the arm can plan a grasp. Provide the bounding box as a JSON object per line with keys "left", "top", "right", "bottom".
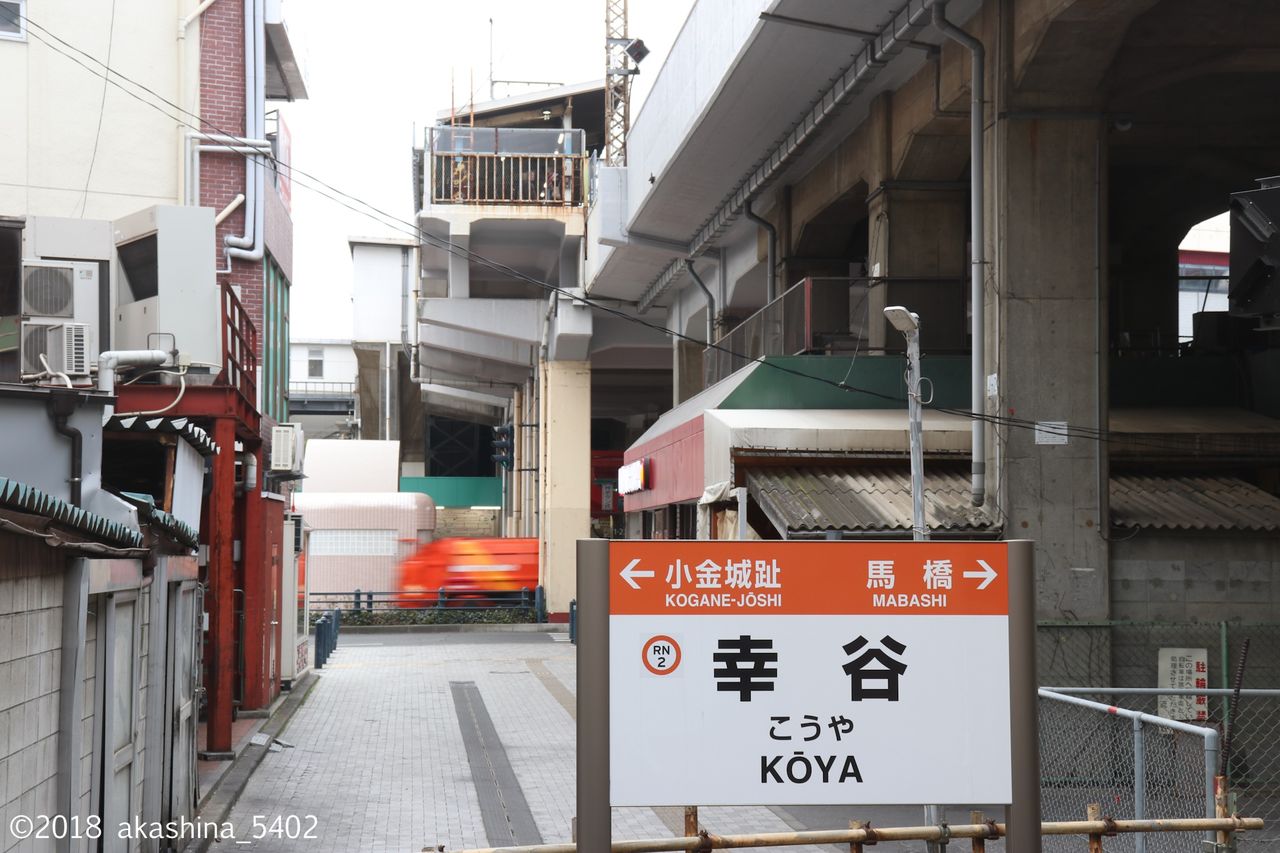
{"left": 352, "top": 241, "right": 415, "bottom": 343}
{"left": 1111, "top": 536, "right": 1280, "bottom": 624}
{"left": 0, "top": 0, "right": 190, "bottom": 218}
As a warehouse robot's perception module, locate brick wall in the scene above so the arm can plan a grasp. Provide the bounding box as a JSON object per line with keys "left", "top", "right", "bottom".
{"left": 0, "top": 532, "right": 64, "bottom": 827}
{"left": 199, "top": 0, "right": 294, "bottom": 448}
{"left": 434, "top": 508, "right": 500, "bottom": 539}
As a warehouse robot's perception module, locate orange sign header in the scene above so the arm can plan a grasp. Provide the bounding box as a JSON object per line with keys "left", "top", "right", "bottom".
{"left": 608, "top": 541, "right": 1009, "bottom": 616}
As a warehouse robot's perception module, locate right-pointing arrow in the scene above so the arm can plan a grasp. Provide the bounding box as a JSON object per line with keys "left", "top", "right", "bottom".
{"left": 962, "top": 559, "right": 997, "bottom": 591}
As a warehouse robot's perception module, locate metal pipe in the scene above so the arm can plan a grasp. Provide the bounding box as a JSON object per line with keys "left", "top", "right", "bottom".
{"left": 444, "top": 817, "right": 1264, "bottom": 853}
{"left": 932, "top": 1, "right": 986, "bottom": 508}
{"left": 1133, "top": 717, "right": 1147, "bottom": 853}
{"left": 48, "top": 392, "right": 83, "bottom": 507}
{"left": 744, "top": 199, "right": 777, "bottom": 302}
{"left": 400, "top": 245, "right": 412, "bottom": 362}
{"left": 225, "top": 0, "right": 266, "bottom": 264}
{"left": 97, "top": 349, "right": 172, "bottom": 421}
{"left": 685, "top": 263, "right": 715, "bottom": 344}
{"left": 1037, "top": 689, "right": 1217, "bottom": 738}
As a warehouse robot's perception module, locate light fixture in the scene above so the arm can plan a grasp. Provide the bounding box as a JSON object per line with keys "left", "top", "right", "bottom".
{"left": 624, "top": 38, "right": 649, "bottom": 64}
{"left": 542, "top": 109, "right": 552, "bottom": 121}
{"left": 883, "top": 305, "right": 920, "bottom": 333}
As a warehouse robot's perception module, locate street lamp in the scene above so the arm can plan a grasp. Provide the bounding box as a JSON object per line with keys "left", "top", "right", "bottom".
{"left": 883, "top": 306, "right": 927, "bottom": 542}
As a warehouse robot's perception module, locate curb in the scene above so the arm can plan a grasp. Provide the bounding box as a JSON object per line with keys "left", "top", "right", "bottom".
{"left": 340, "top": 622, "right": 568, "bottom": 634}
{"left": 190, "top": 670, "right": 319, "bottom": 852}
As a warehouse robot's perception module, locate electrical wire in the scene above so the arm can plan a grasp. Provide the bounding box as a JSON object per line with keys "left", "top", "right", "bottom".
{"left": 73, "top": 0, "right": 117, "bottom": 218}
{"left": 14, "top": 9, "right": 1257, "bottom": 460}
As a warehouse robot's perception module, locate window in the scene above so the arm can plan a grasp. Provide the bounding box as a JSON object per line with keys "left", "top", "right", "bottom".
{"left": 0, "top": 2, "right": 24, "bottom": 41}
{"left": 307, "top": 347, "right": 323, "bottom": 378}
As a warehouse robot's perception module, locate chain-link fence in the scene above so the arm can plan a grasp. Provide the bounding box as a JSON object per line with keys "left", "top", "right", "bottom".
{"left": 1034, "top": 622, "right": 1280, "bottom": 852}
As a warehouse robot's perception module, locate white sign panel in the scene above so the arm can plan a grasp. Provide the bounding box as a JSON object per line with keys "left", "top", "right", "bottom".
{"left": 1157, "top": 647, "right": 1209, "bottom": 721}
{"left": 608, "top": 542, "right": 1013, "bottom": 806}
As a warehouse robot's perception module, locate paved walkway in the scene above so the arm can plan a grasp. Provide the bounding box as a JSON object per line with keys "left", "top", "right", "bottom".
{"left": 221, "top": 633, "right": 985, "bottom": 851}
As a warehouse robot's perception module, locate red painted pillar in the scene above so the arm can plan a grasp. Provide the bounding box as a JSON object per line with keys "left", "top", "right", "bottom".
{"left": 205, "top": 417, "right": 237, "bottom": 755}
{"left": 241, "top": 446, "right": 268, "bottom": 709}
{"left": 266, "top": 504, "right": 285, "bottom": 697}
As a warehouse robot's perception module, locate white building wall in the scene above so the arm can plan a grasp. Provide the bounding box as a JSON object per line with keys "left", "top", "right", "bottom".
{"left": 0, "top": 0, "right": 195, "bottom": 219}
{"left": 351, "top": 241, "right": 416, "bottom": 343}
{"left": 290, "top": 341, "right": 357, "bottom": 384}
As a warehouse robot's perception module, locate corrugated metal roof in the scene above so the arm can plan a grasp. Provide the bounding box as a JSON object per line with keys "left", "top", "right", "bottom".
{"left": 1110, "top": 475, "right": 1280, "bottom": 532}
{"left": 746, "top": 464, "right": 997, "bottom": 537}
{"left": 0, "top": 477, "right": 144, "bottom": 548}
{"left": 118, "top": 492, "right": 200, "bottom": 550}
{"left": 106, "top": 415, "right": 220, "bottom": 457}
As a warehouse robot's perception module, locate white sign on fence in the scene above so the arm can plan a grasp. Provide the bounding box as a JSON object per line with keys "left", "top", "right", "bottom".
{"left": 1158, "top": 647, "right": 1209, "bottom": 721}
{"left": 608, "top": 541, "right": 1013, "bottom": 806}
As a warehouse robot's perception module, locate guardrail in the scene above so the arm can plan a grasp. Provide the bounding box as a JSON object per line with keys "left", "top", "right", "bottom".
{"left": 310, "top": 588, "right": 546, "bottom": 623}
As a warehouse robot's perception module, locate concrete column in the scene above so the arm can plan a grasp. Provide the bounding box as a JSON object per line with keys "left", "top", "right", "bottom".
{"left": 448, "top": 231, "right": 470, "bottom": 298}
{"left": 866, "top": 185, "right": 968, "bottom": 352}
{"left": 540, "top": 359, "right": 591, "bottom": 614}
{"left": 993, "top": 115, "right": 1108, "bottom": 620}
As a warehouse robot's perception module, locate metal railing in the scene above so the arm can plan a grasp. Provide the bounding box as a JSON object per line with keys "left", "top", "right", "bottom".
{"left": 219, "top": 279, "right": 258, "bottom": 407}
{"left": 1042, "top": 687, "right": 1280, "bottom": 851}
{"left": 702, "top": 277, "right": 963, "bottom": 385}
{"left": 287, "top": 380, "right": 355, "bottom": 398}
{"left": 443, "top": 815, "right": 1262, "bottom": 853}
{"left": 428, "top": 126, "right": 587, "bottom": 206}
{"left": 1039, "top": 689, "right": 1219, "bottom": 852}
{"left": 309, "top": 587, "right": 546, "bottom": 625}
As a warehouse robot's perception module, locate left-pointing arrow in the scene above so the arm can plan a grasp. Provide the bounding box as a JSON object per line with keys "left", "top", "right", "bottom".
{"left": 620, "top": 558, "right": 655, "bottom": 590}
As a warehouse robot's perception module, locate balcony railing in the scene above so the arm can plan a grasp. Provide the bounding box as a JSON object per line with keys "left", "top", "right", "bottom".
{"left": 428, "top": 126, "right": 587, "bottom": 207}
{"left": 288, "top": 380, "right": 355, "bottom": 399}
{"left": 703, "top": 277, "right": 965, "bottom": 386}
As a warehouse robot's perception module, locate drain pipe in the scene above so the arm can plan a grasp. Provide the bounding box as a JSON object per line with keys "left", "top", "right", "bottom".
{"left": 225, "top": 0, "right": 266, "bottom": 265}
{"left": 48, "top": 391, "right": 84, "bottom": 507}
{"left": 934, "top": 1, "right": 986, "bottom": 507}
{"left": 744, "top": 199, "right": 778, "bottom": 303}
{"left": 686, "top": 262, "right": 716, "bottom": 345}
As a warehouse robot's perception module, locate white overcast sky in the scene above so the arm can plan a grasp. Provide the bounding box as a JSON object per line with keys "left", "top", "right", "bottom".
{"left": 279, "top": 0, "right": 691, "bottom": 340}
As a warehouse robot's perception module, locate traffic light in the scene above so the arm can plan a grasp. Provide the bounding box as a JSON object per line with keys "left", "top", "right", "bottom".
{"left": 491, "top": 424, "right": 514, "bottom": 471}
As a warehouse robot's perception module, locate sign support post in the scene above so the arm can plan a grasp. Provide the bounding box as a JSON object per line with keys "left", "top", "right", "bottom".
{"left": 1006, "top": 540, "right": 1041, "bottom": 852}
{"left": 577, "top": 538, "right": 611, "bottom": 852}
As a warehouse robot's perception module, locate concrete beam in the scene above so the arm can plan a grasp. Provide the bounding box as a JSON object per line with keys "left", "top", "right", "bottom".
{"left": 420, "top": 325, "right": 535, "bottom": 366}
{"left": 419, "top": 298, "right": 544, "bottom": 344}
{"left": 548, "top": 295, "right": 593, "bottom": 362}
{"left": 418, "top": 346, "right": 533, "bottom": 386}
{"left": 420, "top": 383, "right": 511, "bottom": 409}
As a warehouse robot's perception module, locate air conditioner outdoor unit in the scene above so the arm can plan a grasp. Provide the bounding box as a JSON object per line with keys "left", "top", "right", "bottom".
{"left": 18, "top": 321, "right": 93, "bottom": 377}
{"left": 22, "top": 260, "right": 77, "bottom": 317}
{"left": 270, "top": 423, "right": 305, "bottom": 474}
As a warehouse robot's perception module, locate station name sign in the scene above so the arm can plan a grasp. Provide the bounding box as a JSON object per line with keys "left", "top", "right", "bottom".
{"left": 606, "top": 540, "right": 1014, "bottom": 807}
